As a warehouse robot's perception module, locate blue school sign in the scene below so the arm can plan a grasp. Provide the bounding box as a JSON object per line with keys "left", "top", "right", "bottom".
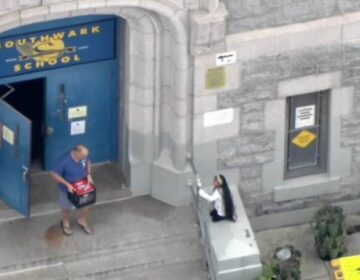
{"left": 0, "top": 19, "right": 116, "bottom": 78}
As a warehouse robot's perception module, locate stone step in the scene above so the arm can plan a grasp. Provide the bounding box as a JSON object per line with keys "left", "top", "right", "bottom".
{"left": 103, "top": 261, "right": 208, "bottom": 280}
{"left": 0, "top": 229, "right": 200, "bottom": 275}
{"left": 0, "top": 233, "right": 203, "bottom": 280}
{"left": 0, "top": 196, "right": 204, "bottom": 279}
{"left": 0, "top": 261, "right": 208, "bottom": 280}
{"left": 65, "top": 235, "right": 202, "bottom": 279}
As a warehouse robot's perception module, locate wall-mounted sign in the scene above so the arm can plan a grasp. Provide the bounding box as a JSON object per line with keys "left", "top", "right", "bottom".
{"left": 216, "top": 51, "right": 237, "bottom": 66}
{"left": 206, "top": 67, "right": 226, "bottom": 90}
{"left": 295, "top": 105, "right": 315, "bottom": 129}
{"left": 2, "top": 125, "right": 14, "bottom": 145}
{"left": 0, "top": 19, "right": 116, "bottom": 78}
{"left": 71, "top": 120, "right": 86, "bottom": 135}
{"left": 204, "top": 108, "right": 234, "bottom": 127}
{"left": 68, "top": 106, "right": 88, "bottom": 119}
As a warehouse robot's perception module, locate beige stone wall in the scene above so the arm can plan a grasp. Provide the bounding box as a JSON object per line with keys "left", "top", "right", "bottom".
{"left": 207, "top": 11, "right": 360, "bottom": 222}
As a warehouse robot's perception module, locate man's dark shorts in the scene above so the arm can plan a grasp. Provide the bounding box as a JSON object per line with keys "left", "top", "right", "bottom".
{"left": 59, "top": 190, "right": 73, "bottom": 210}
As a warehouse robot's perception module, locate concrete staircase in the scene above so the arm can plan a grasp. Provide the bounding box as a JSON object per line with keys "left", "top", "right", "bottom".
{"left": 0, "top": 196, "right": 207, "bottom": 280}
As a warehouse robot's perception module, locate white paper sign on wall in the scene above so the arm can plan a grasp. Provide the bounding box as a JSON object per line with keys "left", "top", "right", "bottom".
{"left": 295, "top": 105, "right": 316, "bottom": 129}
{"left": 204, "top": 108, "right": 234, "bottom": 128}
{"left": 216, "top": 51, "right": 237, "bottom": 66}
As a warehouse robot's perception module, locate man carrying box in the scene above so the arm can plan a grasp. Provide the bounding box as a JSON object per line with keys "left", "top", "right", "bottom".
{"left": 51, "top": 144, "right": 94, "bottom": 236}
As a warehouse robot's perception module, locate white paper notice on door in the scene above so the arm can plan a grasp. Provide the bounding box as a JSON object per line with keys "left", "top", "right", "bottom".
{"left": 295, "top": 105, "right": 315, "bottom": 129}
{"left": 2, "top": 125, "right": 14, "bottom": 145}
{"left": 70, "top": 120, "right": 86, "bottom": 135}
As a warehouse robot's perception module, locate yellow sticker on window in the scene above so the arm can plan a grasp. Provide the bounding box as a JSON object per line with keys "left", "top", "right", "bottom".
{"left": 291, "top": 130, "right": 317, "bottom": 149}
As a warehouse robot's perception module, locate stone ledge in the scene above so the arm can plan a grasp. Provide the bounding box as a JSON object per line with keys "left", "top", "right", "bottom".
{"left": 251, "top": 198, "right": 360, "bottom": 231}
{"left": 274, "top": 175, "right": 340, "bottom": 202}
{"left": 278, "top": 72, "right": 342, "bottom": 98}
{"left": 206, "top": 185, "right": 262, "bottom": 280}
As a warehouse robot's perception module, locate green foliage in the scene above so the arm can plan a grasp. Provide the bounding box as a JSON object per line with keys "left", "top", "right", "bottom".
{"left": 256, "top": 246, "right": 302, "bottom": 280}
{"left": 256, "top": 263, "right": 278, "bottom": 280}
{"left": 314, "top": 205, "right": 346, "bottom": 261}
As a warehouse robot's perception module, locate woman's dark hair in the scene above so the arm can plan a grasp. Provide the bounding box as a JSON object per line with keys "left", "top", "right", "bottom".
{"left": 216, "top": 174, "right": 235, "bottom": 221}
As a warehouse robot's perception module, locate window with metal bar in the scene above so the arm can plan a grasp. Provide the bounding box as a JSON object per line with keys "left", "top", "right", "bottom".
{"left": 285, "top": 90, "right": 329, "bottom": 179}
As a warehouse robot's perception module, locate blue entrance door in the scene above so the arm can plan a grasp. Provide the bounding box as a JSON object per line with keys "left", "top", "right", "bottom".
{"left": 44, "top": 61, "right": 118, "bottom": 170}
{"left": 0, "top": 100, "right": 31, "bottom": 217}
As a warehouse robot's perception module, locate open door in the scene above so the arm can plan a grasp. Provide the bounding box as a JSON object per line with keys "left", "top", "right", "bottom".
{"left": 0, "top": 100, "right": 31, "bottom": 217}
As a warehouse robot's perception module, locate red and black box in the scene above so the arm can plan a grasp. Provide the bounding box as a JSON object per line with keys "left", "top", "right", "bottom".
{"left": 67, "top": 179, "right": 96, "bottom": 209}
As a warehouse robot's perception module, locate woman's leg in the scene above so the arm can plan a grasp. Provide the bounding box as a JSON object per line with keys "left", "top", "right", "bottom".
{"left": 211, "top": 210, "right": 226, "bottom": 222}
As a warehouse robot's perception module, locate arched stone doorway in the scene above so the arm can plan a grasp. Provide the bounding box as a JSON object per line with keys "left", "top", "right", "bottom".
{"left": 0, "top": 0, "right": 228, "bottom": 207}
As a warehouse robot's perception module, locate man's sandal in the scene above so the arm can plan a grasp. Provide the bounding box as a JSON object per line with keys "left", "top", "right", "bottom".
{"left": 77, "top": 221, "right": 93, "bottom": 235}
{"left": 60, "top": 221, "right": 73, "bottom": 236}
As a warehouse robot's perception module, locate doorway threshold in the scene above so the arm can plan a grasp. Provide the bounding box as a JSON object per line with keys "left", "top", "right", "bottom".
{"left": 0, "top": 163, "right": 132, "bottom": 223}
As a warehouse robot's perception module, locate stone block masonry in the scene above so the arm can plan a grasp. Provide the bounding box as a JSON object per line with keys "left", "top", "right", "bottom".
{"left": 217, "top": 42, "right": 360, "bottom": 216}
{"left": 222, "top": 0, "right": 360, "bottom": 34}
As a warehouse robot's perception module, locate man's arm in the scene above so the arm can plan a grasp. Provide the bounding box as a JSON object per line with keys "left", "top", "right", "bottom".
{"left": 51, "top": 172, "right": 74, "bottom": 193}
{"left": 87, "top": 160, "right": 94, "bottom": 184}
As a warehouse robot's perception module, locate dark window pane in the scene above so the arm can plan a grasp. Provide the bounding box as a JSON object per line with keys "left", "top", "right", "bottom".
{"left": 285, "top": 91, "right": 329, "bottom": 179}
{"left": 288, "top": 128, "right": 319, "bottom": 170}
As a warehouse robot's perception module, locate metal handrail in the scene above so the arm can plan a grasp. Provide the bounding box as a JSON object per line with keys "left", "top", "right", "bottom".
{"left": 187, "top": 154, "right": 216, "bottom": 280}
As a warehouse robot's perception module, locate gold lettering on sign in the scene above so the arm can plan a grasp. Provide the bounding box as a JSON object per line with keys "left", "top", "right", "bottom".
{"left": 2, "top": 22, "right": 106, "bottom": 75}
{"left": 0, "top": 24, "right": 103, "bottom": 51}
{"left": 91, "top": 26, "right": 101, "bottom": 34}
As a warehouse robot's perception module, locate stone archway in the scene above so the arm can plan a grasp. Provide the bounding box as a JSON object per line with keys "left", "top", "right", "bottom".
{"left": 0, "top": 0, "right": 228, "bottom": 206}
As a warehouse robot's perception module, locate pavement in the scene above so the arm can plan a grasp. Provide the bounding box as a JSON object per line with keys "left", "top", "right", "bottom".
{"left": 0, "top": 196, "right": 207, "bottom": 280}
{"left": 2, "top": 178, "right": 360, "bottom": 280}
{"left": 255, "top": 214, "right": 360, "bottom": 280}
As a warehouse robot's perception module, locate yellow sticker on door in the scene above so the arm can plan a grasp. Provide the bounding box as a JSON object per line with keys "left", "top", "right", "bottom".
{"left": 2, "top": 125, "right": 14, "bottom": 145}
{"left": 291, "top": 130, "right": 317, "bottom": 149}
{"left": 68, "top": 106, "right": 87, "bottom": 119}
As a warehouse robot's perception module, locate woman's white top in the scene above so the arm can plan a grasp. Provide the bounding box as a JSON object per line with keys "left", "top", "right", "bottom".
{"left": 199, "top": 188, "right": 225, "bottom": 217}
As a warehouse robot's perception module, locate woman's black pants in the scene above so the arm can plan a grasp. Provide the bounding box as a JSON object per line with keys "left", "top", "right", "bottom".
{"left": 210, "top": 209, "right": 226, "bottom": 222}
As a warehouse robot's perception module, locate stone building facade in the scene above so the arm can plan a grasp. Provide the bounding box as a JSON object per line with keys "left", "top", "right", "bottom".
{"left": 1, "top": 0, "right": 360, "bottom": 227}
{"left": 217, "top": 0, "right": 360, "bottom": 228}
